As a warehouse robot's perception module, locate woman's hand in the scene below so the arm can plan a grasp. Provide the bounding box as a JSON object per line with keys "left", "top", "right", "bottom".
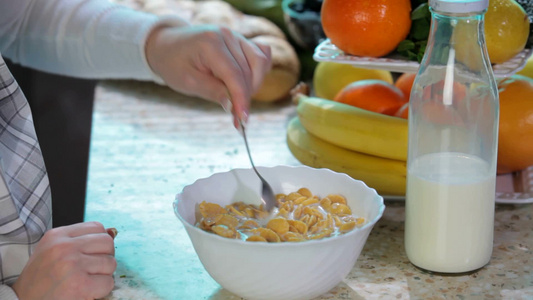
{"left": 12, "top": 222, "right": 117, "bottom": 300}
{"left": 145, "top": 24, "right": 272, "bottom": 127}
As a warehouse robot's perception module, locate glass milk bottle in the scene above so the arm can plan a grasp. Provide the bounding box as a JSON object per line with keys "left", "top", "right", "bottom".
{"left": 404, "top": 0, "right": 499, "bottom": 273}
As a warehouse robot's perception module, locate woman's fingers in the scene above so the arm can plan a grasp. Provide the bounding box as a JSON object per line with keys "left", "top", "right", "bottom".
{"left": 76, "top": 233, "right": 115, "bottom": 255}
{"left": 254, "top": 41, "right": 272, "bottom": 62}
{"left": 145, "top": 24, "right": 272, "bottom": 126}
{"left": 83, "top": 274, "right": 115, "bottom": 300}
{"left": 205, "top": 49, "right": 251, "bottom": 121}
{"left": 62, "top": 221, "right": 107, "bottom": 238}
{"left": 211, "top": 30, "right": 270, "bottom": 123}
{"left": 12, "top": 221, "right": 118, "bottom": 300}
{"left": 217, "top": 30, "right": 271, "bottom": 123}
{"left": 242, "top": 40, "right": 272, "bottom": 94}
{"left": 220, "top": 27, "right": 253, "bottom": 98}
{"left": 83, "top": 254, "right": 117, "bottom": 275}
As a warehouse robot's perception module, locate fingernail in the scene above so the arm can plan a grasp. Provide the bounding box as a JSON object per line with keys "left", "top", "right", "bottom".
{"left": 236, "top": 117, "right": 243, "bottom": 133}
{"left": 107, "top": 228, "right": 118, "bottom": 239}
{"left": 241, "top": 109, "right": 249, "bottom": 123}
{"left": 221, "top": 98, "right": 233, "bottom": 113}
{"left": 237, "top": 112, "right": 249, "bottom": 133}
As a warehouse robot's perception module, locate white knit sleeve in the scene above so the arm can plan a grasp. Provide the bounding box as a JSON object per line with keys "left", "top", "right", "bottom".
{"left": 0, "top": 0, "right": 184, "bottom": 82}
{"left": 0, "top": 285, "right": 18, "bottom": 300}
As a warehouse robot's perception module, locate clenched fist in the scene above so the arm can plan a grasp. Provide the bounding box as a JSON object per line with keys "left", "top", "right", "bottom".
{"left": 12, "top": 222, "right": 117, "bottom": 300}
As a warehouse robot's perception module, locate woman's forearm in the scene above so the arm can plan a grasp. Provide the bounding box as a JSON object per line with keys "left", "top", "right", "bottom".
{"left": 0, "top": 0, "right": 179, "bottom": 81}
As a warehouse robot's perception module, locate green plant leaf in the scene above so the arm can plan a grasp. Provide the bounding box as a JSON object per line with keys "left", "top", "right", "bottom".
{"left": 411, "top": 3, "right": 430, "bottom": 21}
{"left": 397, "top": 40, "right": 416, "bottom": 52}
{"left": 411, "top": 18, "right": 431, "bottom": 40}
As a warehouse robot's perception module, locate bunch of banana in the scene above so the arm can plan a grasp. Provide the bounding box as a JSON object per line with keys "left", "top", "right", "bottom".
{"left": 287, "top": 94, "right": 408, "bottom": 196}
{"left": 297, "top": 95, "right": 408, "bottom": 160}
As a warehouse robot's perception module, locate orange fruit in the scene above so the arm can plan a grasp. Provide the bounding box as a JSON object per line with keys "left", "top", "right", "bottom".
{"left": 420, "top": 101, "right": 464, "bottom": 126}
{"left": 422, "top": 79, "right": 467, "bottom": 103}
{"left": 496, "top": 75, "right": 533, "bottom": 174}
{"left": 321, "top": 0, "right": 412, "bottom": 57}
{"left": 395, "top": 102, "right": 409, "bottom": 119}
{"left": 334, "top": 80, "right": 407, "bottom": 116}
{"left": 395, "top": 73, "right": 416, "bottom": 101}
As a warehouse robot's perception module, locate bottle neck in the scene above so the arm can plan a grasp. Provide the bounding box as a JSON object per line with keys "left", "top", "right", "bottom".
{"left": 424, "top": 8, "right": 488, "bottom": 69}
{"left": 430, "top": 10, "right": 485, "bottom": 40}
{"left": 431, "top": 7, "right": 486, "bottom": 18}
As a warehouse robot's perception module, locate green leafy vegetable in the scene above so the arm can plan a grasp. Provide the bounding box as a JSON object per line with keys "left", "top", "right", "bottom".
{"left": 396, "top": 2, "right": 432, "bottom": 62}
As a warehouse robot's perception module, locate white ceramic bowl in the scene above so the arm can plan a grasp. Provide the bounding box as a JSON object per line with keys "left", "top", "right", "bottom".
{"left": 174, "top": 165, "right": 385, "bottom": 300}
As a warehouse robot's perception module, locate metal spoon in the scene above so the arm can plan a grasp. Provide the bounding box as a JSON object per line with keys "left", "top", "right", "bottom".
{"left": 239, "top": 120, "right": 276, "bottom": 212}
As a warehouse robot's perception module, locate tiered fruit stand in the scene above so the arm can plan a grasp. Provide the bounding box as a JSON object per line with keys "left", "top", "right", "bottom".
{"left": 312, "top": 38, "right": 533, "bottom": 204}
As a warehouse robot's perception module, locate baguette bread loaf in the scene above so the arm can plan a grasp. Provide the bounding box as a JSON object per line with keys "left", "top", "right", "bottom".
{"left": 126, "top": 0, "right": 300, "bottom": 102}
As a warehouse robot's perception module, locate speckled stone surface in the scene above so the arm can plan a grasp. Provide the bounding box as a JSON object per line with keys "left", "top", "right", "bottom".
{"left": 85, "top": 81, "right": 533, "bottom": 300}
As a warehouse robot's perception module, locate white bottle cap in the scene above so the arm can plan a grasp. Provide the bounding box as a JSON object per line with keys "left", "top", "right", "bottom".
{"left": 429, "top": 0, "right": 489, "bottom": 13}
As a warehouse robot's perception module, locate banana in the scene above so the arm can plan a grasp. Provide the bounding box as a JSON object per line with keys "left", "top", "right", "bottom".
{"left": 287, "top": 117, "right": 406, "bottom": 196}
{"left": 296, "top": 94, "right": 408, "bottom": 161}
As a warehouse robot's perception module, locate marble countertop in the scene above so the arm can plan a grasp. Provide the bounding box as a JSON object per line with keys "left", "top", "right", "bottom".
{"left": 85, "top": 80, "right": 533, "bottom": 300}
